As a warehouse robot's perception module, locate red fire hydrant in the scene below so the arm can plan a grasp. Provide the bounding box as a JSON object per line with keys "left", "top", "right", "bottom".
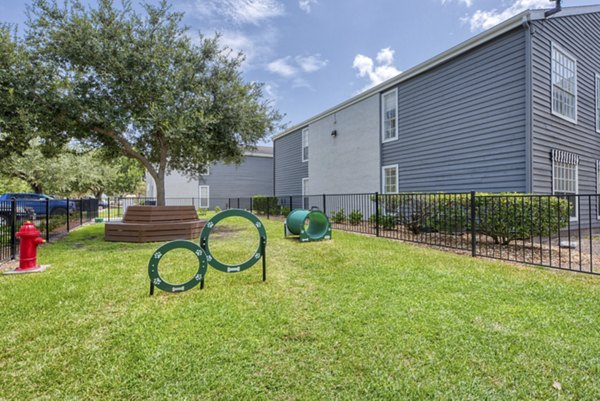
{"left": 15, "top": 221, "right": 45, "bottom": 272}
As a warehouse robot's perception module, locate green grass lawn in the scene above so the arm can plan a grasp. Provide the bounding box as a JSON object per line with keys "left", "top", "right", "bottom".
{"left": 1, "top": 217, "right": 599, "bottom": 400}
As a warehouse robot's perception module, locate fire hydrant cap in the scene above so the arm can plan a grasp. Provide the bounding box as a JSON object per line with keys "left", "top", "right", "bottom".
{"left": 16, "top": 221, "right": 42, "bottom": 238}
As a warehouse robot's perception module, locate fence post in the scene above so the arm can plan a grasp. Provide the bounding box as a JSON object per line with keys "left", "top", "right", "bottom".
{"left": 10, "top": 198, "right": 16, "bottom": 260}
{"left": 322, "top": 194, "right": 327, "bottom": 215}
{"left": 237, "top": 198, "right": 240, "bottom": 209}
{"left": 117, "top": 197, "right": 121, "bottom": 218}
{"left": 45, "top": 197, "right": 50, "bottom": 243}
{"left": 375, "top": 192, "right": 380, "bottom": 237}
{"left": 66, "top": 197, "right": 70, "bottom": 232}
{"left": 107, "top": 197, "right": 110, "bottom": 222}
{"left": 470, "top": 191, "right": 476, "bottom": 257}
{"left": 289, "top": 196, "right": 293, "bottom": 210}
{"left": 79, "top": 199, "right": 83, "bottom": 226}
{"left": 250, "top": 197, "right": 253, "bottom": 214}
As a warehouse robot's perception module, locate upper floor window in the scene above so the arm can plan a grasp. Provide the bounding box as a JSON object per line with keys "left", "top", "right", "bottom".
{"left": 382, "top": 89, "right": 398, "bottom": 142}
{"left": 595, "top": 73, "right": 600, "bottom": 133}
{"left": 382, "top": 164, "right": 398, "bottom": 194}
{"left": 302, "top": 128, "right": 309, "bottom": 162}
{"left": 551, "top": 43, "right": 577, "bottom": 123}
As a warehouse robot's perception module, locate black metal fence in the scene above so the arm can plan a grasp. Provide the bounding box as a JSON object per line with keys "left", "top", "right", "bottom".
{"left": 11, "top": 192, "right": 599, "bottom": 276}
{"left": 117, "top": 192, "right": 599, "bottom": 276}
{"left": 0, "top": 198, "right": 99, "bottom": 263}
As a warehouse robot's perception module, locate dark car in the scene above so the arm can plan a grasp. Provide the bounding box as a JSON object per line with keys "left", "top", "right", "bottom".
{"left": 0, "top": 193, "right": 76, "bottom": 216}
{"left": 0, "top": 202, "right": 36, "bottom": 224}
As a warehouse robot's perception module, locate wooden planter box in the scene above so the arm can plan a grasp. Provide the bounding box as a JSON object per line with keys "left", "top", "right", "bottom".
{"left": 105, "top": 206, "right": 206, "bottom": 242}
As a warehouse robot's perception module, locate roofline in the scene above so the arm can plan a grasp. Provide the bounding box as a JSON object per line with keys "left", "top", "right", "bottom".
{"left": 244, "top": 152, "right": 273, "bottom": 158}
{"left": 273, "top": 4, "right": 600, "bottom": 141}
{"left": 273, "top": 10, "right": 531, "bottom": 141}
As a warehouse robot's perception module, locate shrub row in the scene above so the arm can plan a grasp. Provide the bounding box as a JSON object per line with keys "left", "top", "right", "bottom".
{"left": 368, "top": 193, "right": 571, "bottom": 244}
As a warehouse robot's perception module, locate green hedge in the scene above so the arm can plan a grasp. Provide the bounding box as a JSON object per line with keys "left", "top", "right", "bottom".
{"left": 252, "top": 195, "right": 281, "bottom": 215}
{"left": 370, "top": 193, "right": 571, "bottom": 244}
{"left": 331, "top": 209, "right": 346, "bottom": 224}
{"left": 348, "top": 209, "right": 363, "bottom": 226}
{"left": 475, "top": 194, "right": 571, "bottom": 245}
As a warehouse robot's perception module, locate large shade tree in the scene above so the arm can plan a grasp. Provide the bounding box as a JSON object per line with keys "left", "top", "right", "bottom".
{"left": 25, "top": 0, "right": 281, "bottom": 205}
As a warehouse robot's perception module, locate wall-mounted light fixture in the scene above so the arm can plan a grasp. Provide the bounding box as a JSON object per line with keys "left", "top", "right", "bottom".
{"left": 331, "top": 130, "right": 337, "bottom": 137}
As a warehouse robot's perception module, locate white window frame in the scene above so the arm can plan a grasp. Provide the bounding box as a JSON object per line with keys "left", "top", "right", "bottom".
{"left": 551, "top": 42, "right": 578, "bottom": 124}
{"left": 302, "top": 128, "right": 309, "bottom": 162}
{"left": 595, "top": 73, "right": 600, "bottom": 134}
{"left": 381, "top": 88, "right": 398, "bottom": 143}
{"left": 382, "top": 164, "right": 399, "bottom": 194}
{"left": 199, "top": 185, "right": 209, "bottom": 209}
{"left": 551, "top": 159, "right": 578, "bottom": 222}
{"left": 302, "top": 177, "right": 309, "bottom": 196}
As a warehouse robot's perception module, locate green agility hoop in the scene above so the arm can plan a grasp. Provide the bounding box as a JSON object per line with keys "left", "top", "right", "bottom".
{"left": 148, "top": 240, "right": 208, "bottom": 295}
{"left": 200, "top": 209, "right": 267, "bottom": 275}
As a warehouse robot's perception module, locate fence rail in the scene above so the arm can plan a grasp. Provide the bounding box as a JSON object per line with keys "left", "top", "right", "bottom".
{"left": 110, "top": 192, "right": 598, "bottom": 276}
{"left": 0, "top": 198, "right": 99, "bottom": 263}
{"left": 5, "top": 192, "right": 600, "bottom": 276}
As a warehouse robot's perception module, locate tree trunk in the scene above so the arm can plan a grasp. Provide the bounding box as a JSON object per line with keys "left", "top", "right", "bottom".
{"left": 32, "top": 183, "right": 43, "bottom": 194}
{"left": 155, "top": 173, "right": 166, "bottom": 206}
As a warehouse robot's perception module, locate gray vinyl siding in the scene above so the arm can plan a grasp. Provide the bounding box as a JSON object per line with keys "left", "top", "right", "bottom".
{"left": 274, "top": 128, "right": 308, "bottom": 196}
{"left": 201, "top": 155, "right": 273, "bottom": 198}
{"left": 382, "top": 28, "right": 528, "bottom": 193}
{"left": 152, "top": 155, "right": 273, "bottom": 210}
{"left": 530, "top": 13, "right": 600, "bottom": 197}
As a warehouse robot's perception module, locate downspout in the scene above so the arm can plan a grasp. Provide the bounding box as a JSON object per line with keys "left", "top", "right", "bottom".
{"left": 523, "top": 15, "right": 534, "bottom": 193}
{"left": 545, "top": 0, "right": 562, "bottom": 18}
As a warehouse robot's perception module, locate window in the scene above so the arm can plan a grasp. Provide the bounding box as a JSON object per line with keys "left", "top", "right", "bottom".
{"left": 199, "top": 185, "right": 209, "bottom": 209}
{"left": 596, "top": 74, "right": 600, "bottom": 134}
{"left": 552, "top": 150, "right": 578, "bottom": 220}
{"left": 381, "top": 89, "right": 398, "bottom": 142}
{"left": 302, "top": 128, "right": 309, "bottom": 162}
{"left": 551, "top": 43, "right": 577, "bottom": 123}
{"left": 382, "top": 165, "right": 398, "bottom": 194}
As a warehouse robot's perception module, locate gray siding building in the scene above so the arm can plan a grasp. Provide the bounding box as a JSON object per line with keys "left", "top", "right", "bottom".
{"left": 147, "top": 147, "right": 273, "bottom": 210}
{"left": 273, "top": 5, "right": 600, "bottom": 221}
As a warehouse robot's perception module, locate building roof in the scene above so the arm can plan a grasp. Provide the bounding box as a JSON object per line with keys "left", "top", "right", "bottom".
{"left": 245, "top": 146, "right": 273, "bottom": 158}
{"left": 273, "top": 4, "right": 600, "bottom": 141}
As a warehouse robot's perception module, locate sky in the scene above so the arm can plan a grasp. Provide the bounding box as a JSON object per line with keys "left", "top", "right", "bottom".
{"left": 1, "top": 0, "right": 598, "bottom": 144}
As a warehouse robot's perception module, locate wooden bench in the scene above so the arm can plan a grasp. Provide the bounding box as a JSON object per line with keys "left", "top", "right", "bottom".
{"left": 105, "top": 206, "right": 206, "bottom": 242}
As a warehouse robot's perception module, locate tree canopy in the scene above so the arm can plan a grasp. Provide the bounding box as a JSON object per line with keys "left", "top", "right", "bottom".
{"left": 17, "top": 0, "right": 281, "bottom": 205}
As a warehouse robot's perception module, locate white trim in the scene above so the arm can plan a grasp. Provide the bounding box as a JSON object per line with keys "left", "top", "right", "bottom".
{"left": 382, "top": 164, "right": 399, "bottom": 194}
{"left": 302, "top": 177, "right": 309, "bottom": 196}
{"left": 595, "top": 73, "right": 600, "bottom": 134}
{"left": 301, "top": 128, "right": 309, "bottom": 162}
{"left": 199, "top": 185, "right": 209, "bottom": 209}
{"left": 381, "top": 88, "right": 398, "bottom": 143}
{"left": 551, "top": 42, "right": 578, "bottom": 124}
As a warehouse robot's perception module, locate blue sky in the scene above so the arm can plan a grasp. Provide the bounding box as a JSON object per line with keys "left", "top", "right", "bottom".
{"left": 1, "top": 0, "right": 598, "bottom": 143}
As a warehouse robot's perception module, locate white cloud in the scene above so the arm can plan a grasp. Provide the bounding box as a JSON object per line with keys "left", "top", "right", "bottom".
{"left": 295, "top": 54, "right": 328, "bottom": 73}
{"left": 194, "top": 0, "right": 284, "bottom": 25}
{"left": 267, "top": 57, "right": 297, "bottom": 77}
{"left": 267, "top": 53, "right": 328, "bottom": 78}
{"left": 353, "top": 47, "right": 401, "bottom": 91}
{"left": 441, "top": 0, "right": 473, "bottom": 7}
{"left": 464, "top": 0, "right": 549, "bottom": 31}
{"left": 299, "top": 0, "right": 318, "bottom": 13}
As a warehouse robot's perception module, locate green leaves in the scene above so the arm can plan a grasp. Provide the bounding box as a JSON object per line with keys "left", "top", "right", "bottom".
{"left": 15, "top": 0, "right": 280, "bottom": 204}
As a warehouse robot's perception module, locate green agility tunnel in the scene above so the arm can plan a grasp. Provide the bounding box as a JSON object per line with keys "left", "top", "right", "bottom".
{"left": 285, "top": 209, "right": 332, "bottom": 242}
